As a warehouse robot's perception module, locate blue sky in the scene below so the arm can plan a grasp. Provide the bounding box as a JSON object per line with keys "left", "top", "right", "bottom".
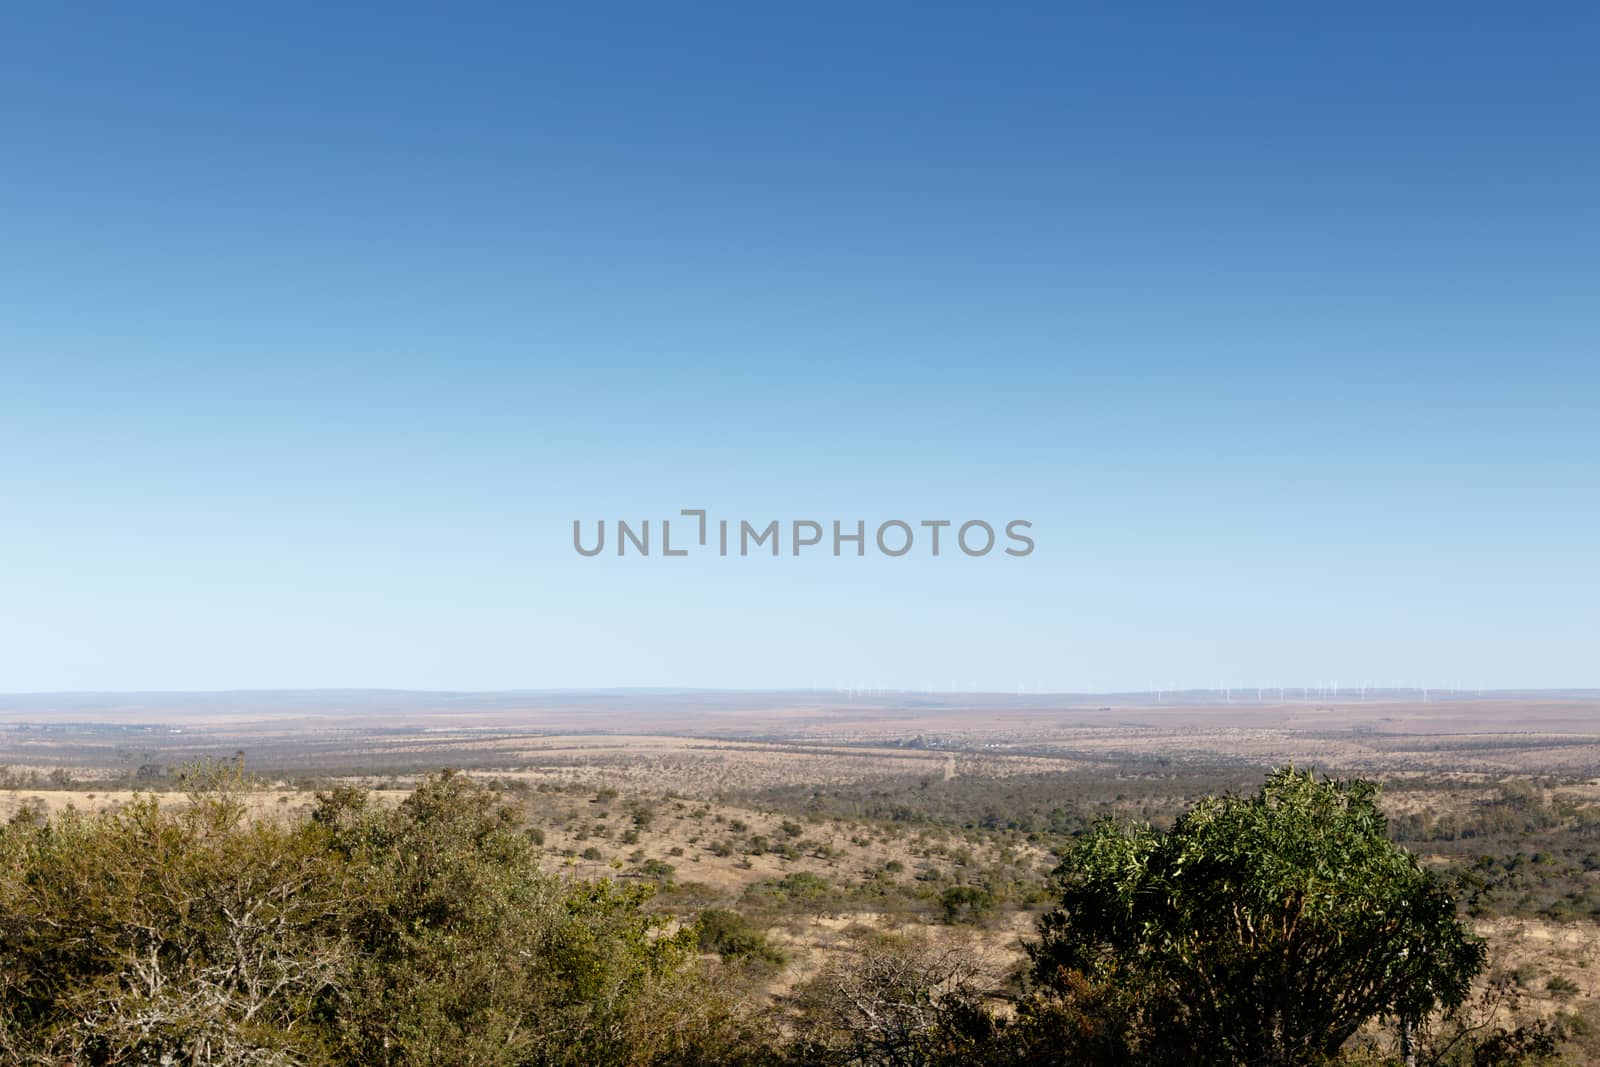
{"left": 1, "top": 3, "right": 1595, "bottom": 692}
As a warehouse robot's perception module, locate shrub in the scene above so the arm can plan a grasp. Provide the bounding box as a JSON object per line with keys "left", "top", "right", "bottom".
{"left": 939, "top": 884, "right": 996, "bottom": 924}
{"left": 0, "top": 769, "right": 770, "bottom": 1065}
{"left": 695, "top": 908, "right": 786, "bottom": 966}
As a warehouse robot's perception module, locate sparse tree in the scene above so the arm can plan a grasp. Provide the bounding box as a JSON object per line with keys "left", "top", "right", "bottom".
{"left": 790, "top": 934, "right": 987, "bottom": 1067}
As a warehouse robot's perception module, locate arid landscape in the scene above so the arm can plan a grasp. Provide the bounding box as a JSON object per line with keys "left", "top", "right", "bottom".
{"left": 4, "top": 689, "right": 1599, "bottom": 1061}
{"left": 5, "top": 688, "right": 1598, "bottom": 778}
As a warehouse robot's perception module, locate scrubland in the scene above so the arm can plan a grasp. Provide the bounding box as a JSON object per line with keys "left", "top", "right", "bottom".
{"left": 3, "top": 695, "right": 1600, "bottom": 1063}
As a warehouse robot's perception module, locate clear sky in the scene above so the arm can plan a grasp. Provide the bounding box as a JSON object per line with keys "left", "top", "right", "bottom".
{"left": 2, "top": 4, "right": 1595, "bottom": 693}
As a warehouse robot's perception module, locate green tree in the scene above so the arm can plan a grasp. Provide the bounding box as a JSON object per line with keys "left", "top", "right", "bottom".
{"left": 0, "top": 767, "right": 772, "bottom": 1066}
{"left": 1029, "top": 767, "right": 1486, "bottom": 1066}
{"left": 315, "top": 770, "right": 745, "bottom": 1066}
{"left": 0, "top": 773, "right": 350, "bottom": 1064}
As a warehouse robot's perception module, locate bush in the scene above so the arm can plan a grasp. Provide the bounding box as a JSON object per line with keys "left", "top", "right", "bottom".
{"left": 695, "top": 908, "right": 787, "bottom": 966}
{"left": 639, "top": 858, "right": 676, "bottom": 882}
{"left": 0, "top": 769, "right": 765, "bottom": 1065}
{"left": 1548, "top": 975, "right": 1580, "bottom": 997}
{"left": 939, "top": 884, "right": 996, "bottom": 924}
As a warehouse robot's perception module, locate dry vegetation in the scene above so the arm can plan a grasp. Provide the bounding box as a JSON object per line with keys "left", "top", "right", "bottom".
{"left": 4, "top": 692, "right": 1600, "bottom": 1062}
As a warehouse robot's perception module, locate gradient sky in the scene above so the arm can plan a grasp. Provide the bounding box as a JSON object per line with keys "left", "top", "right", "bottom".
{"left": 2, "top": 4, "right": 1596, "bottom": 692}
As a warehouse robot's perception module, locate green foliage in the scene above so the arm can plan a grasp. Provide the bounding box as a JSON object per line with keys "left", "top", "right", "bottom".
{"left": 0, "top": 769, "right": 763, "bottom": 1066}
{"left": 745, "top": 871, "right": 836, "bottom": 910}
{"left": 638, "top": 858, "right": 676, "bottom": 882}
{"left": 937, "top": 884, "right": 995, "bottom": 924}
{"left": 1029, "top": 767, "right": 1487, "bottom": 1066}
{"left": 0, "top": 781, "right": 348, "bottom": 1062}
{"left": 0, "top": 763, "right": 1569, "bottom": 1067}
{"left": 695, "top": 909, "right": 786, "bottom": 966}
{"left": 1387, "top": 780, "right": 1600, "bottom": 920}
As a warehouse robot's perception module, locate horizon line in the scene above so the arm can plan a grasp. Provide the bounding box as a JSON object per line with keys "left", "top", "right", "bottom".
{"left": 2, "top": 686, "right": 1598, "bottom": 700}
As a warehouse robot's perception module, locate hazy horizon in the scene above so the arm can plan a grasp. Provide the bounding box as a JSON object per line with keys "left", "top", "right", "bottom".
{"left": 4, "top": 685, "right": 1597, "bottom": 701}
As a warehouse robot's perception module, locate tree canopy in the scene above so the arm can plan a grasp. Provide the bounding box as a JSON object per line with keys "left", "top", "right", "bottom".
{"left": 0, "top": 765, "right": 763, "bottom": 1066}
{"left": 1029, "top": 767, "right": 1487, "bottom": 1066}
